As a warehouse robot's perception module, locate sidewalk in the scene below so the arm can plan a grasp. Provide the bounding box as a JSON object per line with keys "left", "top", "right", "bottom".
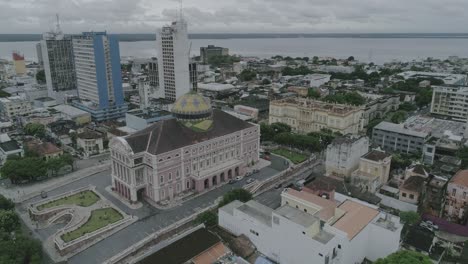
{"left": 0, "top": 163, "right": 110, "bottom": 203}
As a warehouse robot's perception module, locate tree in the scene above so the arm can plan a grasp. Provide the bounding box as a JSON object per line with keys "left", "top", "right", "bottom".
{"left": 347, "top": 56, "right": 355, "bottom": 61}
{"left": 399, "top": 102, "right": 417, "bottom": 112}
{"left": 239, "top": 69, "right": 257, "bottom": 81}
{"left": 0, "top": 195, "right": 14, "bottom": 211}
{"left": 23, "top": 123, "right": 46, "bottom": 138}
{"left": 307, "top": 89, "right": 321, "bottom": 99}
{"left": 0, "top": 157, "right": 47, "bottom": 184}
{"left": 262, "top": 79, "right": 271, "bottom": 85}
{"left": 0, "top": 232, "right": 43, "bottom": 264}
{"left": 323, "top": 92, "right": 366, "bottom": 106}
{"left": 399, "top": 211, "right": 420, "bottom": 226}
{"left": 0, "top": 210, "right": 19, "bottom": 233}
{"left": 374, "top": 250, "right": 431, "bottom": 264}
{"left": 391, "top": 111, "right": 407, "bottom": 124}
{"left": 196, "top": 211, "right": 217, "bottom": 227}
{"left": 312, "top": 56, "right": 319, "bottom": 64}
{"left": 35, "top": 70, "right": 45, "bottom": 84}
{"left": 219, "top": 189, "right": 253, "bottom": 207}
{"left": 270, "top": 122, "right": 291, "bottom": 134}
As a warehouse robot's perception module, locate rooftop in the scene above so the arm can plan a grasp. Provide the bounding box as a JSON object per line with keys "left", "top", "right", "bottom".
{"left": 237, "top": 200, "right": 273, "bottom": 227}
{"left": 53, "top": 104, "right": 89, "bottom": 117}
{"left": 401, "top": 176, "right": 426, "bottom": 192}
{"left": 450, "top": 170, "right": 468, "bottom": 187}
{"left": 374, "top": 121, "right": 429, "bottom": 138}
{"left": 398, "top": 71, "right": 466, "bottom": 85}
{"left": 26, "top": 141, "right": 61, "bottom": 155}
{"left": 77, "top": 131, "right": 102, "bottom": 140}
{"left": 403, "top": 115, "right": 465, "bottom": 139}
{"left": 275, "top": 205, "right": 319, "bottom": 228}
{"left": 362, "top": 149, "right": 391, "bottom": 162}
{"left": 283, "top": 188, "right": 336, "bottom": 221}
{"left": 124, "top": 109, "right": 253, "bottom": 155}
{"left": 137, "top": 228, "right": 221, "bottom": 264}
{"left": 333, "top": 200, "right": 379, "bottom": 240}
{"left": 0, "top": 140, "right": 21, "bottom": 152}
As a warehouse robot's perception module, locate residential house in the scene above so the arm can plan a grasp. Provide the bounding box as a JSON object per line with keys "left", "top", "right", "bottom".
{"left": 350, "top": 149, "right": 392, "bottom": 193}
{"left": 77, "top": 131, "right": 105, "bottom": 158}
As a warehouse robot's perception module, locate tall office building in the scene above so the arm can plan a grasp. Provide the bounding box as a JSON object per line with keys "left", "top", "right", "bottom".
{"left": 36, "top": 43, "right": 43, "bottom": 66}
{"left": 39, "top": 17, "right": 77, "bottom": 103}
{"left": 71, "top": 32, "right": 127, "bottom": 121}
{"left": 156, "top": 19, "right": 190, "bottom": 102}
{"left": 200, "top": 45, "right": 229, "bottom": 64}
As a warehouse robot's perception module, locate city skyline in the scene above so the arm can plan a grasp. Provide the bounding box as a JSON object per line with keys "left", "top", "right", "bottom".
{"left": 1, "top": 0, "right": 468, "bottom": 34}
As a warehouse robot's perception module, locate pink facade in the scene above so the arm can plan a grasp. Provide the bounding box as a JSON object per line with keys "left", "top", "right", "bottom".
{"left": 110, "top": 124, "right": 260, "bottom": 205}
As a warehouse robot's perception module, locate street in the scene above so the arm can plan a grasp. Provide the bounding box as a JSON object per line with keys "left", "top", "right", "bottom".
{"left": 17, "top": 155, "right": 289, "bottom": 264}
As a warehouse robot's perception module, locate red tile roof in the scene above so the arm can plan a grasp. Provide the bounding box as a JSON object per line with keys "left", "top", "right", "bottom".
{"left": 450, "top": 170, "right": 468, "bottom": 187}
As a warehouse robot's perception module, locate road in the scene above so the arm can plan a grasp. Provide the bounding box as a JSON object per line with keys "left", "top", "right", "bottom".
{"left": 254, "top": 162, "right": 325, "bottom": 209}
{"left": 18, "top": 155, "right": 289, "bottom": 264}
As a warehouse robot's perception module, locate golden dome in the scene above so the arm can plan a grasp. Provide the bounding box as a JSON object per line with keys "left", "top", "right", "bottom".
{"left": 172, "top": 92, "right": 212, "bottom": 121}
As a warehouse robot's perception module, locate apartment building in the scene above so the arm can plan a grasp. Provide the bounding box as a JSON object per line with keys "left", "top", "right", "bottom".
{"left": 431, "top": 86, "right": 468, "bottom": 121}
{"left": 372, "top": 121, "right": 429, "bottom": 154}
{"left": 269, "top": 98, "right": 363, "bottom": 135}
{"left": 0, "top": 96, "right": 32, "bottom": 119}
{"left": 219, "top": 188, "right": 402, "bottom": 264}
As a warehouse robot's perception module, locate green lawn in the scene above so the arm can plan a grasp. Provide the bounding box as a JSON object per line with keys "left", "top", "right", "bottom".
{"left": 271, "top": 148, "right": 308, "bottom": 164}
{"left": 61, "top": 208, "right": 123, "bottom": 242}
{"left": 37, "top": 190, "right": 100, "bottom": 211}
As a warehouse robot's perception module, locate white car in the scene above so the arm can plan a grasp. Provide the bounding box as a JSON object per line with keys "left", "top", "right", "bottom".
{"left": 246, "top": 178, "right": 255, "bottom": 184}
{"left": 235, "top": 176, "right": 243, "bottom": 181}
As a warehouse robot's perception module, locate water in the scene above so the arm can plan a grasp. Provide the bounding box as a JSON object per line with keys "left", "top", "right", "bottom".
{"left": 1, "top": 38, "right": 468, "bottom": 64}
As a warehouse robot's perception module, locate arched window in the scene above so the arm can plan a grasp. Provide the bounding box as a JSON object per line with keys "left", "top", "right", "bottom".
{"left": 160, "top": 175, "right": 164, "bottom": 183}
{"left": 186, "top": 181, "right": 190, "bottom": 189}
{"left": 168, "top": 173, "right": 172, "bottom": 180}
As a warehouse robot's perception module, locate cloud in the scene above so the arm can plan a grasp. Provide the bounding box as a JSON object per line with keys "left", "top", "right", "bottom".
{"left": 0, "top": 0, "right": 467, "bottom": 33}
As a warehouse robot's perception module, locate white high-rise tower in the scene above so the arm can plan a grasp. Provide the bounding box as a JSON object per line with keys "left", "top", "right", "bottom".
{"left": 156, "top": 18, "right": 190, "bottom": 102}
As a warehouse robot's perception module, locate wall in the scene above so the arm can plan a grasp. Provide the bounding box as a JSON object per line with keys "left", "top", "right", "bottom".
{"left": 325, "top": 137, "right": 369, "bottom": 177}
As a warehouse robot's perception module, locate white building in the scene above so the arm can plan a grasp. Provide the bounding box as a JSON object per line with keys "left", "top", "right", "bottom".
{"left": 431, "top": 86, "right": 468, "bottom": 121}
{"left": 156, "top": 19, "right": 190, "bottom": 102}
{"left": 0, "top": 96, "right": 32, "bottom": 119}
{"left": 219, "top": 188, "right": 402, "bottom": 264}
{"left": 398, "top": 71, "right": 467, "bottom": 86}
{"left": 325, "top": 136, "right": 369, "bottom": 178}
{"left": 305, "top": 74, "right": 331, "bottom": 88}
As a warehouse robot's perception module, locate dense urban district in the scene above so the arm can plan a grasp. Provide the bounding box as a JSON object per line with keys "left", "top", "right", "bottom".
{"left": 1, "top": 16, "right": 468, "bottom": 264}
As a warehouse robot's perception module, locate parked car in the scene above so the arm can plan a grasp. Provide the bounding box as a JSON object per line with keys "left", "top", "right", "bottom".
{"left": 235, "top": 176, "right": 243, "bottom": 181}
{"left": 253, "top": 169, "right": 259, "bottom": 173}
{"left": 228, "top": 179, "right": 236, "bottom": 184}
{"left": 245, "top": 172, "right": 252, "bottom": 177}
{"left": 40, "top": 191, "right": 48, "bottom": 199}
{"left": 246, "top": 178, "right": 255, "bottom": 184}
{"left": 274, "top": 183, "right": 282, "bottom": 189}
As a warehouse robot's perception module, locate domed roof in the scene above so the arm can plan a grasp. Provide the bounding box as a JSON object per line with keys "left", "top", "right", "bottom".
{"left": 171, "top": 91, "right": 212, "bottom": 120}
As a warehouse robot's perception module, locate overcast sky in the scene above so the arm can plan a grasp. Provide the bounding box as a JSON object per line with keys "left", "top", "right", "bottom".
{"left": 1, "top": 0, "right": 468, "bottom": 34}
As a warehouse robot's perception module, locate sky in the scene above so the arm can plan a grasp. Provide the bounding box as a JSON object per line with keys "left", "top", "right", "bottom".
{"left": 1, "top": 0, "right": 468, "bottom": 34}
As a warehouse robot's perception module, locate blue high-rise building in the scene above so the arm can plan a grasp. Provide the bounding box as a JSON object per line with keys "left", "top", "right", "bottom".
{"left": 71, "top": 32, "right": 127, "bottom": 121}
